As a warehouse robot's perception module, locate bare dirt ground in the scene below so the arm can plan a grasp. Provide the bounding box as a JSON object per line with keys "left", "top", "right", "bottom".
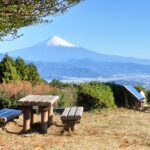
{"left": 0, "top": 108, "right": 150, "bottom": 150}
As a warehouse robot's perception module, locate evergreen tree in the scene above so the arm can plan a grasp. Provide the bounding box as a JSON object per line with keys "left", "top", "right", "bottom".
{"left": 15, "top": 57, "right": 27, "bottom": 80}
{"left": 0, "top": 54, "right": 20, "bottom": 82}
{"left": 0, "top": 55, "right": 43, "bottom": 83}
{"left": 26, "top": 63, "right": 42, "bottom": 82}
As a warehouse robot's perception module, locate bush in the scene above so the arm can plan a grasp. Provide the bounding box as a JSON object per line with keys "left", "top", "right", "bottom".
{"left": 105, "top": 82, "right": 125, "bottom": 107}
{"left": 52, "top": 87, "right": 78, "bottom": 107}
{"left": 0, "top": 86, "right": 26, "bottom": 108}
{"left": 0, "top": 82, "right": 57, "bottom": 108}
{"left": 146, "top": 90, "right": 150, "bottom": 103}
{"left": 0, "top": 96, "right": 12, "bottom": 108}
{"left": 50, "top": 79, "right": 65, "bottom": 88}
{"left": 77, "top": 82, "right": 115, "bottom": 111}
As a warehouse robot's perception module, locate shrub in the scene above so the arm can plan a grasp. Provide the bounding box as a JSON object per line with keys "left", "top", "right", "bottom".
{"left": 0, "top": 82, "right": 57, "bottom": 108}
{"left": 0, "top": 96, "right": 12, "bottom": 108}
{"left": 77, "top": 82, "right": 115, "bottom": 111}
{"left": 50, "top": 79, "right": 65, "bottom": 88}
{"left": 146, "top": 90, "right": 150, "bottom": 103}
{"left": 52, "top": 87, "right": 78, "bottom": 107}
{"left": 105, "top": 82, "right": 125, "bottom": 107}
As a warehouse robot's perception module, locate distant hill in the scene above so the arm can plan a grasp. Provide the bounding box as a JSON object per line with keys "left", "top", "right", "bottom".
{"left": 4, "top": 35, "right": 150, "bottom": 88}
{"left": 8, "top": 36, "right": 150, "bottom": 65}
{"left": 33, "top": 59, "right": 150, "bottom": 80}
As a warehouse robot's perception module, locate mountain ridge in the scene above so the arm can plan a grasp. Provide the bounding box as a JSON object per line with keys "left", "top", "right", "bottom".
{"left": 7, "top": 36, "right": 150, "bottom": 65}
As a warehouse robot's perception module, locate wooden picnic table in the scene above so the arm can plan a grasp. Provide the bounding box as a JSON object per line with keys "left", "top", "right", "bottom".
{"left": 17, "top": 95, "right": 59, "bottom": 133}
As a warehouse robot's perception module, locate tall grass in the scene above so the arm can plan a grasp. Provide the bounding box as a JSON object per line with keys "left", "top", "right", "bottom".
{"left": 0, "top": 81, "right": 56, "bottom": 108}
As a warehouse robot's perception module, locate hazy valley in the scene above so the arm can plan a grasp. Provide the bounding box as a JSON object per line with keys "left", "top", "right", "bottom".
{"left": 2, "top": 36, "right": 150, "bottom": 89}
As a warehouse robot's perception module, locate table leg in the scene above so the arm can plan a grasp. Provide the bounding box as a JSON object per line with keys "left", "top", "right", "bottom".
{"left": 31, "top": 111, "right": 36, "bottom": 126}
{"left": 41, "top": 108, "right": 48, "bottom": 134}
{"left": 23, "top": 107, "right": 31, "bottom": 132}
{"left": 48, "top": 106, "right": 53, "bottom": 126}
{"left": 71, "top": 124, "right": 75, "bottom": 131}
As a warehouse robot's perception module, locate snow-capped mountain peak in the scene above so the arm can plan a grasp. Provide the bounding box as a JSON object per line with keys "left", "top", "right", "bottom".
{"left": 46, "top": 36, "right": 76, "bottom": 47}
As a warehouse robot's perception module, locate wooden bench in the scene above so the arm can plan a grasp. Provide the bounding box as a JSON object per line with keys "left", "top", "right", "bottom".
{"left": 0, "top": 108, "right": 22, "bottom": 123}
{"left": 61, "top": 107, "right": 83, "bottom": 131}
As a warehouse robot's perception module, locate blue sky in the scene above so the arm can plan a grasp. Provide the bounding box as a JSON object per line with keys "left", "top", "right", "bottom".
{"left": 0, "top": 0, "right": 150, "bottom": 59}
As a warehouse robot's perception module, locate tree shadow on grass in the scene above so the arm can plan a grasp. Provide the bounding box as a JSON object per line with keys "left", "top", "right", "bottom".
{"left": 3, "top": 121, "right": 65, "bottom": 136}
{"left": 0, "top": 122, "right": 6, "bottom": 130}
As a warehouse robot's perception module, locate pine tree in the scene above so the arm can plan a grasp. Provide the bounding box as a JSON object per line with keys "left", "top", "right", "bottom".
{"left": 0, "top": 54, "right": 20, "bottom": 82}
{"left": 15, "top": 57, "right": 28, "bottom": 80}
{"left": 26, "top": 63, "right": 42, "bottom": 83}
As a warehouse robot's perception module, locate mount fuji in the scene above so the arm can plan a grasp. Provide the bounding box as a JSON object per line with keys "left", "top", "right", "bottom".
{"left": 8, "top": 36, "right": 150, "bottom": 64}
{"left": 5, "top": 36, "right": 150, "bottom": 88}
{"left": 46, "top": 36, "right": 76, "bottom": 47}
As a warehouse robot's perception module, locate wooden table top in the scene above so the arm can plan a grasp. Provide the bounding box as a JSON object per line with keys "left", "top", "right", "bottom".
{"left": 17, "top": 95, "right": 59, "bottom": 106}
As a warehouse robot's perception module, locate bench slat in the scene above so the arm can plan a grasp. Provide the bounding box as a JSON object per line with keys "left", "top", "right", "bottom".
{"left": 61, "top": 107, "right": 71, "bottom": 120}
{"left": 1, "top": 110, "right": 21, "bottom": 118}
{"left": 75, "top": 107, "right": 84, "bottom": 120}
{"left": 67, "top": 107, "right": 77, "bottom": 120}
{"left": 0, "top": 108, "right": 10, "bottom": 114}
{"left": 0, "top": 109, "right": 22, "bottom": 123}
{"left": 0, "top": 109, "right": 16, "bottom": 117}
{"left": 0, "top": 111, "right": 22, "bottom": 122}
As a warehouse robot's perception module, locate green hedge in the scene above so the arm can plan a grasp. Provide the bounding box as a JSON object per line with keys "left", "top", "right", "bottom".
{"left": 77, "top": 82, "right": 116, "bottom": 111}
{"left": 105, "top": 83, "right": 125, "bottom": 107}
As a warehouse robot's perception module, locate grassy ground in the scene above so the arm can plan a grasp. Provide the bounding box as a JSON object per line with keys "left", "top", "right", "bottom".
{"left": 0, "top": 108, "right": 150, "bottom": 150}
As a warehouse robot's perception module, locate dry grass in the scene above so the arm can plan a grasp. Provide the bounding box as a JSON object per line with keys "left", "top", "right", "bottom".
{"left": 0, "top": 81, "right": 56, "bottom": 97}
{"left": 0, "top": 108, "right": 150, "bottom": 150}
